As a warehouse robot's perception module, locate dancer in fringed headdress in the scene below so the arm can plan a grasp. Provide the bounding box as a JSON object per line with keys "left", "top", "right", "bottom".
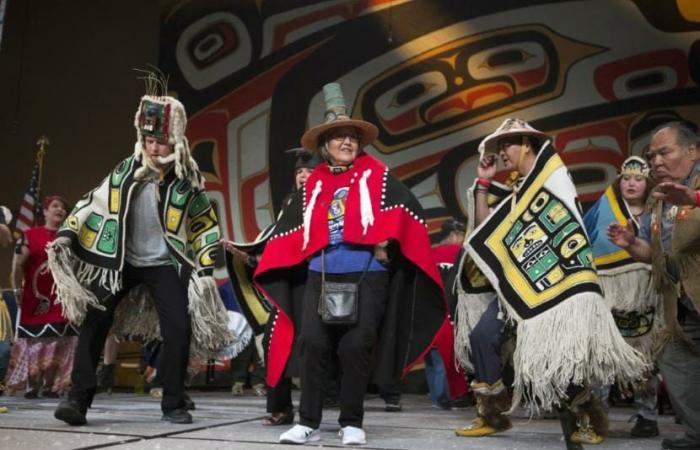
{"left": 49, "top": 71, "right": 237, "bottom": 426}
{"left": 453, "top": 118, "right": 646, "bottom": 449}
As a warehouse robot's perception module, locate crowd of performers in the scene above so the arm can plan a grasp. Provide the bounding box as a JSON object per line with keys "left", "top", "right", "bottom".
{"left": 0, "top": 75, "right": 698, "bottom": 450}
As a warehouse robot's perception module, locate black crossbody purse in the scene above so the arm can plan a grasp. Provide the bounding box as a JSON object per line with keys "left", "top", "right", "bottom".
{"left": 317, "top": 250, "right": 372, "bottom": 325}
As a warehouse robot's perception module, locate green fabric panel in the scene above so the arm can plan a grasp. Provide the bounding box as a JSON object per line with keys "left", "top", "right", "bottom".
{"left": 96, "top": 219, "right": 119, "bottom": 255}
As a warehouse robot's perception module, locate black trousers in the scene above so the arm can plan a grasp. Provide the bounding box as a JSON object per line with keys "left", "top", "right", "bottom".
{"left": 68, "top": 263, "right": 191, "bottom": 412}
{"left": 298, "top": 270, "right": 389, "bottom": 429}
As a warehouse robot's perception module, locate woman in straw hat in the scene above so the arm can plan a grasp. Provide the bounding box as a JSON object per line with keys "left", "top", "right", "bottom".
{"left": 254, "top": 83, "right": 465, "bottom": 445}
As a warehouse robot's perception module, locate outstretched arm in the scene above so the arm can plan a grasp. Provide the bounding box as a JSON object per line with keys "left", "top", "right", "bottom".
{"left": 652, "top": 182, "right": 698, "bottom": 207}
{"left": 607, "top": 222, "right": 651, "bottom": 263}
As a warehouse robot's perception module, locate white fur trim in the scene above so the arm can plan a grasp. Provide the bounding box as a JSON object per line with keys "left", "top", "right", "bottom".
{"left": 359, "top": 169, "right": 374, "bottom": 235}
{"left": 303, "top": 180, "right": 322, "bottom": 250}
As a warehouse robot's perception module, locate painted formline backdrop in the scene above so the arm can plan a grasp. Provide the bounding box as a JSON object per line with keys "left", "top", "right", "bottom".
{"left": 158, "top": 0, "right": 700, "bottom": 244}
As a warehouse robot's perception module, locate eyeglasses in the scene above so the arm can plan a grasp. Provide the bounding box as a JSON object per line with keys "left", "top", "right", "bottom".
{"left": 328, "top": 131, "right": 360, "bottom": 143}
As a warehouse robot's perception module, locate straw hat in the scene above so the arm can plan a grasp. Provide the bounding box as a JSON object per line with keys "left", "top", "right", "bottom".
{"left": 301, "top": 83, "right": 378, "bottom": 151}
{"left": 478, "top": 118, "right": 549, "bottom": 158}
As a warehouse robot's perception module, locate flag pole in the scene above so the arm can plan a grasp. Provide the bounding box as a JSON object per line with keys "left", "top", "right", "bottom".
{"left": 35, "top": 135, "right": 49, "bottom": 199}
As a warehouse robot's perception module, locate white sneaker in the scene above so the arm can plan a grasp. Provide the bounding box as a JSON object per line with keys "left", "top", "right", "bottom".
{"left": 339, "top": 426, "right": 366, "bottom": 445}
{"left": 279, "top": 424, "right": 321, "bottom": 444}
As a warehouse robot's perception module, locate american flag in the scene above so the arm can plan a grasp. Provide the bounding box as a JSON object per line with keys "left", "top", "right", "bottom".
{"left": 15, "top": 138, "right": 48, "bottom": 235}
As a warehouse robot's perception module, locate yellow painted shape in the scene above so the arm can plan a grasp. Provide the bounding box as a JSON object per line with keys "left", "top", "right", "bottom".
{"left": 79, "top": 227, "right": 97, "bottom": 248}
{"left": 233, "top": 258, "right": 270, "bottom": 325}
{"left": 166, "top": 207, "right": 183, "bottom": 233}
{"left": 678, "top": 0, "right": 700, "bottom": 22}
{"left": 109, "top": 188, "right": 120, "bottom": 213}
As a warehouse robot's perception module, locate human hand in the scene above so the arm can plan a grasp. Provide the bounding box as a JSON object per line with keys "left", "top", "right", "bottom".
{"left": 652, "top": 182, "right": 696, "bottom": 207}
{"left": 220, "top": 239, "right": 253, "bottom": 263}
{"left": 477, "top": 154, "right": 497, "bottom": 180}
{"left": 374, "top": 240, "right": 390, "bottom": 263}
{"left": 607, "top": 222, "right": 635, "bottom": 249}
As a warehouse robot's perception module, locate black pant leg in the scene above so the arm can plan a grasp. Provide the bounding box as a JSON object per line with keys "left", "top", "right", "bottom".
{"left": 68, "top": 280, "right": 132, "bottom": 408}
{"left": 337, "top": 272, "right": 389, "bottom": 428}
{"left": 267, "top": 376, "right": 293, "bottom": 414}
{"left": 298, "top": 272, "right": 331, "bottom": 428}
{"left": 138, "top": 264, "right": 191, "bottom": 412}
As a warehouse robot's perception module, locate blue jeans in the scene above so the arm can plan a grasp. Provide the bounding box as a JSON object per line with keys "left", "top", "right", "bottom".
{"left": 424, "top": 348, "right": 449, "bottom": 408}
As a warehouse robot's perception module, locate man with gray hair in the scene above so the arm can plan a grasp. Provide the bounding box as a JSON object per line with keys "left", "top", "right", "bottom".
{"left": 608, "top": 121, "right": 700, "bottom": 450}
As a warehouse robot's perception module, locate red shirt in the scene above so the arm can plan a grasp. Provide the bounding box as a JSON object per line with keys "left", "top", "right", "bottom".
{"left": 19, "top": 227, "right": 67, "bottom": 326}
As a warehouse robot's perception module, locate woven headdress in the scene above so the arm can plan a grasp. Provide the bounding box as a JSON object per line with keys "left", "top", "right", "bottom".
{"left": 133, "top": 70, "right": 201, "bottom": 188}
{"left": 619, "top": 156, "right": 650, "bottom": 178}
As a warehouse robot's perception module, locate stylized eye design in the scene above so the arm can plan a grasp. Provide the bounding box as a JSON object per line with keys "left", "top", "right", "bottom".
{"left": 468, "top": 43, "right": 543, "bottom": 81}
{"left": 176, "top": 12, "right": 252, "bottom": 89}
{"left": 374, "top": 72, "right": 448, "bottom": 132}
{"left": 189, "top": 22, "right": 239, "bottom": 67}
{"left": 594, "top": 49, "right": 688, "bottom": 101}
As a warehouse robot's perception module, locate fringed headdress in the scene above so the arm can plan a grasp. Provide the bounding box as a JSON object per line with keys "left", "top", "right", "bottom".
{"left": 619, "top": 156, "right": 650, "bottom": 178}
{"left": 133, "top": 69, "right": 202, "bottom": 188}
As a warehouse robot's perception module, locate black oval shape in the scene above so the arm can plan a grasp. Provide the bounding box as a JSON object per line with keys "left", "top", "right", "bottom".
{"left": 487, "top": 50, "right": 525, "bottom": 67}
{"left": 396, "top": 83, "right": 426, "bottom": 105}
{"left": 625, "top": 72, "right": 665, "bottom": 91}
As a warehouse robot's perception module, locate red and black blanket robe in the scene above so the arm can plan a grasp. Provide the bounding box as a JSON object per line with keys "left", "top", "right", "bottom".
{"left": 254, "top": 154, "right": 466, "bottom": 398}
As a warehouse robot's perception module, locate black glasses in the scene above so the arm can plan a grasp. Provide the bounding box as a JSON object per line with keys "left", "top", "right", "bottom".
{"left": 328, "top": 131, "right": 360, "bottom": 143}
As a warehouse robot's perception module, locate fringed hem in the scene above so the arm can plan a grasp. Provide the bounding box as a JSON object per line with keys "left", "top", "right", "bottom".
{"left": 112, "top": 276, "right": 239, "bottom": 360}
{"left": 507, "top": 292, "right": 648, "bottom": 414}
{"left": 47, "top": 241, "right": 112, "bottom": 324}
{"left": 599, "top": 270, "right": 658, "bottom": 312}
{"left": 188, "top": 276, "right": 237, "bottom": 360}
{"left": 454, "top": 291, "right": 493, "bottom": 372}
{"left": 217, "top": 311, "right": 253, "bottom": 360}
{"left": 112, "top": 285, "right": 160, "bottom": 343}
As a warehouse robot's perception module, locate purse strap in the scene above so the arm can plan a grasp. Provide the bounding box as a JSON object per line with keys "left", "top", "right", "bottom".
{"left": 321, "top": 247, "right": 373, "bottom": 287}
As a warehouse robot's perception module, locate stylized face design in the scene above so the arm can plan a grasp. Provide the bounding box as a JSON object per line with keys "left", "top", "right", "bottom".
{"left": 354, "top": 24, "right": 603, "bottom": 154}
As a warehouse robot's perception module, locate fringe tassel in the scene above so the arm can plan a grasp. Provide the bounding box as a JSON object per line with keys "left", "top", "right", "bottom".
{"left": 599, "top": 269, "right": 658, "bottom": 313}
{"left": 508, "top": 292, "right": 648, "bottom": 415}
{"left": 217, "top": 310, "right": 253, "bottom": 360}
{"left": 188, "top": 275, "right": 238, "bottom": 360}
{"left": 47, "top": 241, "right": 105, "bottom": 324}
{"left": 112, "top": 275, "right": 238, "bottom": 360}
{"left": 112, "top": 285, "right": 160, "bottom": 343}
{"left": 453, "top": 291, "right": 493, "bottom": 372}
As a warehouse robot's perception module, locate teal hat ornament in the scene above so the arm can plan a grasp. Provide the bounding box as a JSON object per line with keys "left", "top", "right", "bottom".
{"left": 619, "top": 156, "right": 650, "bottom": 178}
{"left": 301, "top": 82, "right": 379, "bottom": 151}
